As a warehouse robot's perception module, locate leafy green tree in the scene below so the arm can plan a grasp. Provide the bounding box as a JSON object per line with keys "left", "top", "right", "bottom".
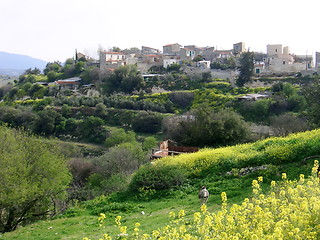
{"left": 142, "top": 136, "right": 158, "bottom": 152}
{"left": 43, "top": 61, "right": 62, "bottom": 75}
{"left": 131, "top": 111, "right": 163, "bottom": 134}
{"left": 110, "top": 46, "right": 121, "bottom": 52}
{"left": 80, "top": 66, "right": 100, "bottom": 85}
{"left": 236, "top": 51, "right": 254, "bottom": 87}
{"left": 166, "top": 63, "right": 181, "bottom": 73}
{"left": 282, "top": 83, "right": 297, "bottom": 97}
{"left": 163, "top": 107, "right": 250, "bottom": 147}
{"left": 287, "top": 94, "right": 306, "bottom": 112}
{"left": 105, "top": 128, "right": 136, "bottom": 147}
{"left": 302, "top": 81, "right": 320, "bottom": 126}
{"left": 95, "top": 103, "right": 107, "bottom": 116}
{"left": 24, "top": 67, "right": 41, "bottom": 75}
{"left": 32, "top": 108, "right": 64, "bottom": 136}
{"left": 93, "top": 142, "right": 146, "bottom": 177}
{"left": 0, "top": 126, "right": 71, "bottom": 232}
{"left": 46, "top": 71, "right": 57, "bottom": 82}
{"left": 77, "top": 116, "right": 108, "bottom": 144}
{"left": 102, "top": 65, "right": 144, "bottom": 94}
{"left": 236, "top": 99, "right": 272, "bottom": 122}
{"left": 89, "top": 142, "right": 146, "bottom": 194}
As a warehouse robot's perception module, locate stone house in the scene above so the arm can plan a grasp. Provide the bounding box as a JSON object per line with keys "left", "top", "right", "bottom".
{"left": 163, "top": 43, "right": 182, "bottom": 56}
{"left": 142, "top": 46, "right": 160, "bottom": 54}
{"left": 265, "top": 44, "right": 313, "bottom": 73}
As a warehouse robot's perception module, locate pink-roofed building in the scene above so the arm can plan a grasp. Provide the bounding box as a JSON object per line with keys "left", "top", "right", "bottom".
{"left": 99, "top": 51, "right": 128, "bottom": 71}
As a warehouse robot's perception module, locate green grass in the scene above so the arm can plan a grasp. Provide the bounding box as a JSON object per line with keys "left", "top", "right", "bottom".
{"left": 3, "top": 129, "right": 320, "bottom": 239}
{"left": 2, "top": 159, "right": 315, "bottom": 240}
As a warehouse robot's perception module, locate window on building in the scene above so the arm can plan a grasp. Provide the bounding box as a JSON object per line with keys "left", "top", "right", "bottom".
{"left": 283, "top": 61, "right": 286, "bottom": 65}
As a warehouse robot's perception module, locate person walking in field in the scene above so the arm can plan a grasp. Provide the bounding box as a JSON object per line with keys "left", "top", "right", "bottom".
{"left": 199, "top": 186, "right": 209, "bottom": 205}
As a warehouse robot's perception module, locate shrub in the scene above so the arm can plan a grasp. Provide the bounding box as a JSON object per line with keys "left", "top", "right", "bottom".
{"left": 129, "top": 164, "right": 187, "bottom": 192}
{"left": 131, "top": 111, "right": 163, "bottom": 134}
{"left": 82, "top": 195, "right": 142, "bottom": 215}
{"left": 105, "top": 128, "right": 136, "bottom": 148}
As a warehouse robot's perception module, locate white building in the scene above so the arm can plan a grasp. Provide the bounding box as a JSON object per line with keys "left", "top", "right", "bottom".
{"left": 266, "top": 44, "right": 313, "bottom": 73}
{"left": 163, "top": 59, "right": 178, "bottom": 68}
{"left": 197, "top": 60, "right": 211, "bottom": 69}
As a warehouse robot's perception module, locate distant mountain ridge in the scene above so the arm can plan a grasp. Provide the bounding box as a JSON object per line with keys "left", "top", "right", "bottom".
{"left": 0, "top": 52, "right": 47, "bottom": 76}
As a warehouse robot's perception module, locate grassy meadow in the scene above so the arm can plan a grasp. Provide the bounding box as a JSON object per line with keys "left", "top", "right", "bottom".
{"left": 2, "top": 130, "right": 320, "bottom": 239}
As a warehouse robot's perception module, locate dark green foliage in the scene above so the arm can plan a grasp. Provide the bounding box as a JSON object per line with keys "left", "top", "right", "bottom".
{"left": 131, "top": 111, "right": 163, "bottom": 133}
{"left": 102, "top": 65, "right": 144, "bottom": 94}
{"left": 163, "top": 107, "right": 250, "bottom": 147}
{"left": 168, "top": 91, "right": 194, "bottom": 109}
{"left": 236, "top": 99, "right": 272, "bottom": 123}
{"left": 129, "top": 164, "right": 187, "bottom": 192}
{"left": 43, "top": 61, "right": 62, "bottom": 75}
{"left": 287, "top": 94, "right": 306, "bottom": 112}
{"left": 32, "top": 108, "right": 64, "bottom": 136}
{"left": 236, "top": 51, "right": 254, "bottom": 87}
{"left": 23, "top": 67, "right": 41, "bottom": 75}
{"left": 76, "top": 116, "right": 108, "bottom": 144}
{"left": 166, "top": 63, "right": 181, "bottom": 73}
{"left": 80, "top": 67, "right": 100, "bottom": 85}
{"left": 302, "top": 81, "right": 320, "bottom": 127}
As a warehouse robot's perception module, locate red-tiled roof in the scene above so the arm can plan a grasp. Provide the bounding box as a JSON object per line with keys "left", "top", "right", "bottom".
{"left": 55, "top": 80, "right": 80, "bottom": 85}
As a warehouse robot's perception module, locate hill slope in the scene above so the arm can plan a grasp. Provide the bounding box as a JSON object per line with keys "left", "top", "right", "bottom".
{"left": 0, "top": 51, "right": 47, "bottom": 75}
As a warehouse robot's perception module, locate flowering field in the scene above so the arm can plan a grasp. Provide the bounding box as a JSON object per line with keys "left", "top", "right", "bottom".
{"left": 130, "top": 129, "right": 320, "bottom": 192}
{"left": 87, "top": 161, "right": 320, "bottom": 240}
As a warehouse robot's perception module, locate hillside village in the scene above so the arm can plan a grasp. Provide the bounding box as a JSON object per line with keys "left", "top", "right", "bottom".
{"left": 46, "top": 42, "right": 320, "bottom": 94}
{"left": 96, "top": 42, "right": 319, "bottom": 77}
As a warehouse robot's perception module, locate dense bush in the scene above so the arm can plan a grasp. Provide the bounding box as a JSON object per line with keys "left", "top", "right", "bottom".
{"left": 129, "top": 164, "right": 187, "bottom": 192}
{"left": 131, "top": 111, "right": 163, "bottom": 134}
{"left": 163, "top": 107, "right": 250, "bottom": 147}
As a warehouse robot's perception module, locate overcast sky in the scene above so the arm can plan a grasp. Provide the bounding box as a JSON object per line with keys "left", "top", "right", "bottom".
{"left": 1, "top": 0, "right": 319, "bottom": 62}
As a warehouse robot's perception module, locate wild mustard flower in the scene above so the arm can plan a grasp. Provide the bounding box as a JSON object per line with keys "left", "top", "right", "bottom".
{"left": 98, "top": 213, "right": 106, "bottom": 227}
{"left": 86, "top": 164, "right": 320, "bottom": 240}
{"left": 282, "top": 173, "right": 287, "bottom": 180}
{"left": 103, "top": 234, "right": 111, "bottom": 240}
{"left": 178, "top": 209, "right": 185, "bottom": 218}
{"left": 169, "top": 211, "right": 175, "bottom": 219}
{"left": 115, "top": 215, "right": 122, "bottom": 226}
{"left": 119, "top": 226, "right": 127, "bottom": 234}
{"left": 141, "top": 233, "right": 150, "bottom": 240}
{"left": 193, "top": 212, "right": 201, "bottom": 225}
{"left": 221, "top": 192, "right": 227, "bottom": 203}
{"left": 200, "top": 203, "right": 207, "bottom": 213}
